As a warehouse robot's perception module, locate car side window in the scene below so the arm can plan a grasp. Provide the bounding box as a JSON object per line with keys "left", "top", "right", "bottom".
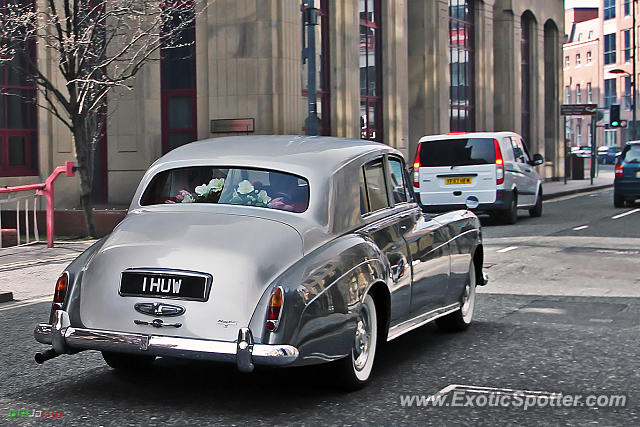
{"left": 510, "top": 137, "right": 526, "bottom": 163}
{"left": 519, "top": 138, "right": 531, "bottom": 163}
{"left": 388, "top": 157, "right": 408, "bottom": 204}
{"left": 362, "top": 159, "right": 390, "bottom": 213}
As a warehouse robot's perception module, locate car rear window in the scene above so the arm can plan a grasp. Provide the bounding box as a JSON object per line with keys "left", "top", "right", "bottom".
{"left": 418, "top": 138, "right": 496, "bottom": 167}
{"left": 622, "top": 145, "right": 640, "bottom": 163}
{"left": 140, "top": 167, "right": 309, "bottom": 213}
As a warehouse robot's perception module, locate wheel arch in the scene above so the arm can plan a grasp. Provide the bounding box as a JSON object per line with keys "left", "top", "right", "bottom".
{"left": 365, "top": 281, "right": 391, "bottom": 344}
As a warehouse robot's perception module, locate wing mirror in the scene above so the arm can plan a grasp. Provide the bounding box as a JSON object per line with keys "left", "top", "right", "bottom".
{"left": 530, "top": 154, "right": 544, "bottom": 166}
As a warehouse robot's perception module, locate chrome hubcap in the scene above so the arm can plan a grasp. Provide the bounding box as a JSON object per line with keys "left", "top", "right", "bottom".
{"left": 461, "top": 265, "right": 476, "bottom": 323}
{"left": 353, "top": 305, "right": 372, "bottom": 371}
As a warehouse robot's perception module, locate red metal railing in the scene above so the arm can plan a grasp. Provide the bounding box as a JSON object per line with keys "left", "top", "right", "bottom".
{"left": 0, "top": 162, "right": 76, "bottom": 248}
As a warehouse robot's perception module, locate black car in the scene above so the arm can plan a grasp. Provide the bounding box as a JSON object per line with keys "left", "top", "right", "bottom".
{"left": 614, "top": 142, "right": 640, "bottom": 207}
{"left": 598, "top": 146, "right": 622, "bottom": 164}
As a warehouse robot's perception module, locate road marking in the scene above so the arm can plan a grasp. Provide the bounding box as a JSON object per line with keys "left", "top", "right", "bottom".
{"left": 612, "top": 208, "right": 640, "bottom": 220}
{"left": 572, "top": 225, "right": 589, "bottom": 231}
{"left": 0, "top": 296, "right": 52, "bottom": 311}
{"left": 496, "top": 246, "right": 518, "bottom": 253}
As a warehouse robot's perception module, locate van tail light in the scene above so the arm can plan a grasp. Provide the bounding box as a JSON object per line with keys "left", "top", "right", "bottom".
{"left": 49, "top": 272, "right": 68, "bottom": 323}
{"left": 494, "top": 139, "right": 505, "bottom": 185}
{"left": 413, "top": 144, "right": 421, "bottom": 188}
{"left": 265, "top": 286, "right": 283, "bottom": 332}
{"left": 615, "top": 162, "right": 624, "bottom": 177}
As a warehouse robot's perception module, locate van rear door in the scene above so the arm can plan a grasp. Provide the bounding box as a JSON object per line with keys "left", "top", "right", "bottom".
{"left": 416, "top": 137, "right": 497, "bottom": 207}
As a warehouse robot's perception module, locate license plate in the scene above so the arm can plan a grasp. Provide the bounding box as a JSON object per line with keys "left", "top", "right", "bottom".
{"left": 119, "top": 269, "right": 212, "bottom": 301}
{"left": 445, "top": 177, "right": 472, "bottom": 185}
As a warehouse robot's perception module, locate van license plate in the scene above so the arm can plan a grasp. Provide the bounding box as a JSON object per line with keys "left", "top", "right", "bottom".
{"left": 445, "top": 178, "right": 472, "bottom": 185}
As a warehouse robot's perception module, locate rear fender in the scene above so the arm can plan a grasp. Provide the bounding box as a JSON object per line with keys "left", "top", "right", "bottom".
{"left": 248, "top": 234, "right": 387, "bottom": 365}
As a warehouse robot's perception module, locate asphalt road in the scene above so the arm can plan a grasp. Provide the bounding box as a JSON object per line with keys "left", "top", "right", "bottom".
{"left": 1, "top": 189, "right": 639, "bottom": 426}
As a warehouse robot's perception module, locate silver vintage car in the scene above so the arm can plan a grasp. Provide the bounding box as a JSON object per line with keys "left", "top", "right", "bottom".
{"left": 34, "top": 135, "right": 487, "bottom": 389}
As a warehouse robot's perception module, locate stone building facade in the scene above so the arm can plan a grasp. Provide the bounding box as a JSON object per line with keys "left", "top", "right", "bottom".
{"left": 0, "top": 0, "right": 565, "bottom": 209}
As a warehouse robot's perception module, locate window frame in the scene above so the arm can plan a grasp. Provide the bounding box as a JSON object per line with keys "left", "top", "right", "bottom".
{"left": 448, "top": 0, "right": 475, "bottom": 132}
{"left": 359, "top": 0, "right": 383, "bottom": 143}
{"left": 604, "top": 33, "right": 617, "bottom": 65}
{"left": 0, "top": 0, "right": 38, "bottom": 177}
{"left": 604, "top": 0, "right": 616, "bottom": 20}
{"left": 386, "top": 155, "right": 410, "bottom": 207}
{"left": 360, "top": 157, "right": 391, "bottom": 216}
{"left": 160, "top": 4, "right": 197, "bottom": 155}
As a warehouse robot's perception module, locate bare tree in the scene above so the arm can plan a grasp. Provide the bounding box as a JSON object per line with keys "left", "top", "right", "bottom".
{"left": 0, "top": 0, "right": 205, "bottom": 236}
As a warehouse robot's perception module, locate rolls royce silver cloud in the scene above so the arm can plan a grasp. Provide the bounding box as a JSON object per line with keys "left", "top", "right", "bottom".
{"left": 34, "top": 135, "right": 487, "bottom": 390}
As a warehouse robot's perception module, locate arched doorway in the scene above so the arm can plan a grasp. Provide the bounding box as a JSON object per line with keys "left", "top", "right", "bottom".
{"left": 544, "top": 19, "right": 560, "bottom": 173}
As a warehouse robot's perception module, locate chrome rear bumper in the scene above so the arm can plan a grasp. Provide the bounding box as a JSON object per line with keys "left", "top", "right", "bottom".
{"left": 34, "top": 310, "right": 298, "bottom": 373}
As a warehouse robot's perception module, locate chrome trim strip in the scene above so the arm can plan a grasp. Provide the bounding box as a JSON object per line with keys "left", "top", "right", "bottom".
{"left": 33, "top": 313, "right": 298, "bottom": 368}
{"left": 387, "top": 303, "right": 461, "bottom": 341}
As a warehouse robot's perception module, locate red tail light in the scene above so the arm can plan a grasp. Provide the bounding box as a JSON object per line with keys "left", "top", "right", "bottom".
{"left": 265, "top": 287, "right": 283, "bottom": 332}
{"left": 413, "top": 143, "right": 421, "bottom": 188}
{"left": 615, "top": 162, "right": 624, "bottom": 177}
{"left": 49, "top": 272, "right": 68, "bottom": 323}
{"left": 494, "top": 139, "right": 505, "bottom": 185}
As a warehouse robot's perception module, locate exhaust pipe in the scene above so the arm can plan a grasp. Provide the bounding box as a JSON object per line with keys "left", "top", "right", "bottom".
{"left": 35, "top": 348, "right": 60, "bottom": 364}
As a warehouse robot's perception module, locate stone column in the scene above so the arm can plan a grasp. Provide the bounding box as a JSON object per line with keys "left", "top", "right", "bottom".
{"left": 207, "top": 0, "right": 305, "bottom": 136}
{"left": 407, "top": 0, "right": 450, "bottom": 158}
{"left": 381, "top": 0, "right": 410, "bottom": 156}
{"left": 492, "top": 3, "right": 519, "bottom": 133}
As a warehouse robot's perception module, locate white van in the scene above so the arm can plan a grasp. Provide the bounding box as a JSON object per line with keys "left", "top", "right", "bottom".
{"left": 412, "top": 132, "right": 544, "bottom": 224}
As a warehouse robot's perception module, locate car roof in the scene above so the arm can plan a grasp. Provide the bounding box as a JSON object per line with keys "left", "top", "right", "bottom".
{"left": 625, "top": 140, "right": 640, "bottom": 145}
{"left": 154, "top": 135, "right": 397, "bottom": 177}
{"left": 418, "top": 131, "right": 521, "bottom": 142}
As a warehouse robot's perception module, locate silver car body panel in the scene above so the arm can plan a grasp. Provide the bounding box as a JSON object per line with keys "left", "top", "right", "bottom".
{"left": 34, "top": 135, "right": 484, "bottom": 370}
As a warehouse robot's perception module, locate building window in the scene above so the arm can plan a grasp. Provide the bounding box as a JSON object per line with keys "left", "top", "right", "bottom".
{"left": 0, "top": 0, "right": 38, "bottom": 177}
{"left": 566, "top": 85, "right": 571, "bottom": 104}
{"left": 625, "top": 76, "right": 632, "bottom": 110}
{"left": 588, "top": 122, "right": 592, "bottom": 144}
{"left": 625, "top": 0, "right": 631, "bottom": 16}
{"left": 302, "top": 0, "right": 330, "bottom": 135}
{"left": 576, "top": 53, "right": 581, "bottom": 65}
{"left": 449, "top": 0, "right": 475, "bottom": 132}
{"left": 587, "top": 51, "right": 592, "bottom": 63}
{"left": 588, "top": 30, "right": 594, "bottom": 39}
{"left": 576, "top": 84, "right": 582, "bottom": 103}
{"left": 521, "top": 14, "right": 533, "bottom": 148}
{"left": 577, "top": 33, "right": 582, "bottom": 42}
{"left": 161, "top": 6, "right": 197, "bottom": 154}
{"left": 604, "top": 33, "right": 616, "bottom": 65}
{"left": 605, "top": 130, "right": 617, "bottom": 146}
{"left": 587, "top": 82, "right": 593, "bottom": 103}
{"left": 604, "top": 0, "right": 615, "bottom": 20}
{"left": 360, "top": 0, "right": 382, "bottom": 142}
{"left": 565, "top": 55, "right": 570, "bottom": 67}
{"left": 625, "top": 29, "right": 632, "bottom": 62}
{"left": 576, "top": 118, "right": 582, "bottom": 145}
{"left": 604, "top": 78, "right": 617, "bottom": 107}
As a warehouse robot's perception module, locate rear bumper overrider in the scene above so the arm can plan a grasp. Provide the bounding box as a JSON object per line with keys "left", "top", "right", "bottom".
{"left": 33, "top": 310, "right": 298, "bottom": 373}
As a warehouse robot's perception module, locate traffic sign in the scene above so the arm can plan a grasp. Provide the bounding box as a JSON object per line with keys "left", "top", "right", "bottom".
{"left": 560, "top": 104, "right": 598, "bottom": 116}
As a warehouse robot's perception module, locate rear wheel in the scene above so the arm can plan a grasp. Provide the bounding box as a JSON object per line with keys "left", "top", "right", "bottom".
{"left": 500, "top": 193, "right": 518, "bottom": 225}
{"left": 529, "top": 188, "right": 543, "bottom": 217}
{"left": 614, "top": 193, "right": 625, "bottom": 208}
{"left": 102, "top": 351, "right": 155, "bottom": 371}
{"left": 436, "top": 260, "right": 476, "bottom": 332}
{"left": 334, "top": 294, "right": 378, "bottom": 391}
